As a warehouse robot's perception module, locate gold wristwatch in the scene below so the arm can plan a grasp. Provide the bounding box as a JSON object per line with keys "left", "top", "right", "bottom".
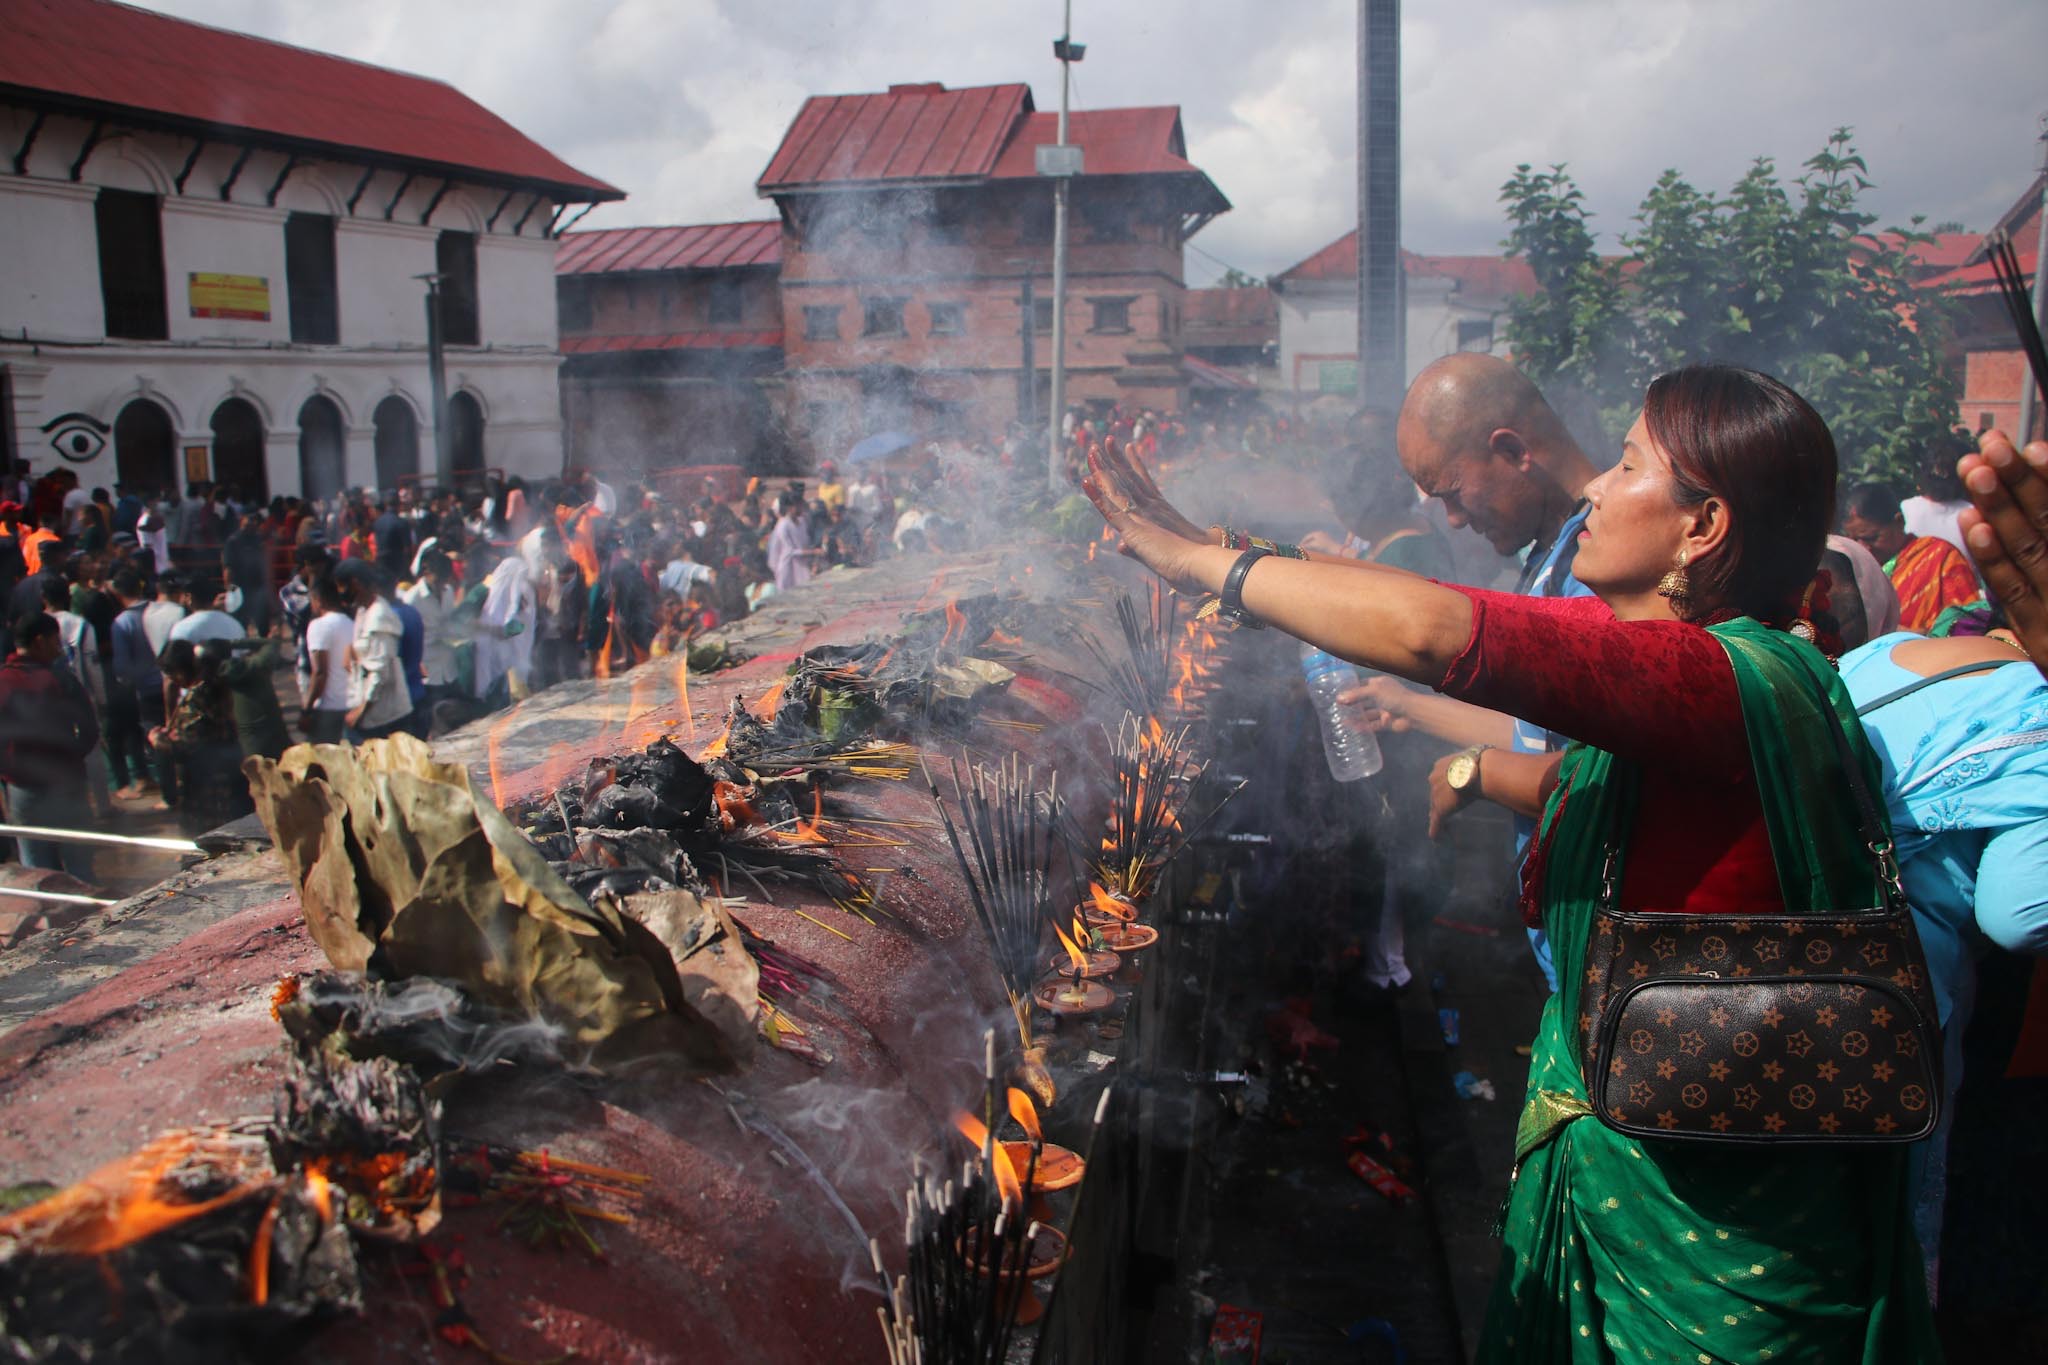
{"left": 1446, "top": 745, "right": 1490, "bottom": 794}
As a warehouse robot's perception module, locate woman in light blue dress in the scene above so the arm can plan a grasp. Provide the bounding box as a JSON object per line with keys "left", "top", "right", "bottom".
{"left": 1839, "top": 629, "right": 2048, "bottom": 1292}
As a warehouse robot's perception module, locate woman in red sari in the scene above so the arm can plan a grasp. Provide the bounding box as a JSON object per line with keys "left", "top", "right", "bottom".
{"left": 1085, "top": 366, "right": 1937, "bottom": 1361}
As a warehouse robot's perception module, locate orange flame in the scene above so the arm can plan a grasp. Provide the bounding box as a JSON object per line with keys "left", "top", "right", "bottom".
{"left": 624, "top": 672, "right": 654, "bottom": 745}
{"left": 674, "top": 654, "right": 696, "bottom": 740}
{"left": 486, "top": 711, "right": 514, "bottom": 806}
{"left": 1007, "top": 1088, "right": 1043, "bottom": 1146}
{"left": 305, "top": 1163, "right": 334, "bottom": 1224}
{"left": 594, "top": 617, "right": 616, "bottom": 681}
{"left": 0, "top": 1133, "right": 265, "bottom": 1256}
{"left": 560, "top": 504, "right": 602, "bottom": 584}
{"left": 777, "top": 787, "right": 829, "bottom": 845}
{"left": 940, "top": 598, "right": 967, "bottom": 651}
{"left": 954, "top": 1113, "right": 1023, "bottom": 1206}
{"left": 757, "top": 680, "right": 788, "bottom": 722}
{"left": 1089, "top": 882, "right": 1137, "bottom": 922}
{"left": 1052, "top": 918, "right": 1089, "bottom": 976}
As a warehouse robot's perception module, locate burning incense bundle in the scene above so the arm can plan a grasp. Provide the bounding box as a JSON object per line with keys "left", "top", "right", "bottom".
{"left": 1986, "top": 229, "right": 2048, "bottom": 404}
{"left": 1090, "top": 713, "right": 1217, "bottom": 900}
{"left": 924, "top": 753, "right": 1064, "bottom": 1047}
{"left": 1079, "top": 586, "right": 1179, "bottom": 719}
{"left": 876, "top": 1055, "right": 1056, "bottom": 1365}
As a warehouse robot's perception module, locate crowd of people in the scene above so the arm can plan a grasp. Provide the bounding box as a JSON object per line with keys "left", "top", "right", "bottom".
{"left": 1087, "top": 354, "right": 2048, "bottom": 1360}
{"left": 0, "top": 455, "right": 984, "bottom": 885}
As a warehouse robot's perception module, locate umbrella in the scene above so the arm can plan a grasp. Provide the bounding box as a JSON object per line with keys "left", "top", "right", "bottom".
{"left": 845, "top": 430, "right": 914, "bottom": 466}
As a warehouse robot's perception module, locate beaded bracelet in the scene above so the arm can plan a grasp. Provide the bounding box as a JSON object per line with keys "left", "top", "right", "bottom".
{"left": 1218, "top": 525, "right": 1307, "bottom": 560}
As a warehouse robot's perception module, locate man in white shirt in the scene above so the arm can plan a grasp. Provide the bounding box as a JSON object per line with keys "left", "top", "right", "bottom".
{"left": 332, "top": 561, "right": 413, "bottom": 741}
{"left": 60, "top": 476, "right": 90, "bottom": 535}
{"left": 846, "top": 470, "right": 884, "bottom": 528}
{"left": 397, "top": 550, "right": 459, "bottom": 709}
{"left": 141, "top": 573, "right": 188, "bottom": 656}
{"left": 301, "top": 575, "right": 354, "bottom": 744}
{"left": 136, "top": 506, "right": 172, "bottom": 573}
{"left": 167, "top": 573, "right": 246, "bottom": 645}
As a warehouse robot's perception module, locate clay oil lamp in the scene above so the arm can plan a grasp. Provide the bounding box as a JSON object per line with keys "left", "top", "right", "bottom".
{"left": 1048, "top": 913, "right": 1120, "bottom": 980}
{"left": 1081, "top": 880, "right": 1141, "bottom": 933}
{"left": 952, "top": 1111, "right": 1070, "bottom": 1324}
{"left": 1097, "top": 920, "right": 1159, "bottom": 952}
{"left": 1034, "top": 921, "right": 1114, "bottom": 1016}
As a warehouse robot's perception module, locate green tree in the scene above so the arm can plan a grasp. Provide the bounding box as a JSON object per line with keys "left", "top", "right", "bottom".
{"left": 1498, "top": 130, "right": 1959, "bottom": 483}
{"left": 1215, "top": 266, "right": 1264, "bottom": 290}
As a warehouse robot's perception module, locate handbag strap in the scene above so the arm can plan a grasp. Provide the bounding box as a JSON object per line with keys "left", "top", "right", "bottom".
{"left": 1598, "top": 676, "right": 1903, "bottom": 911}
{"left": 1854, "top": 659, "right": 2028, "bottom": 717}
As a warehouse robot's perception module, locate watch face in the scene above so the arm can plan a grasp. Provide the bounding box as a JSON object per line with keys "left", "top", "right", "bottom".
{"left": 1448, "top": 754, "right": 1478, "bottom": 790}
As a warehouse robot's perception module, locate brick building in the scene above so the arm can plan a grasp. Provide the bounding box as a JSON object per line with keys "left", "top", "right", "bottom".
{"left": 0, "top": 0, "right": 618, "bottom": 500}
{"left": 554, "top": 221, "right": 787, "bottom": 476}
{"left": 756, "top": 82, "right": 1229, "bottom": 460}
{"left": 1915, "top": 188, "right": 2042, "bottom": 439}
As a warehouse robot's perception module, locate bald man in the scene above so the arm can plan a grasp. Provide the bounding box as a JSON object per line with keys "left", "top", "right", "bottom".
{"left": 1349, "top": 355, "right": 1604, "bottom": 989}
{"left": 1396, "top": 353, "right": 1601, "bottom": 561}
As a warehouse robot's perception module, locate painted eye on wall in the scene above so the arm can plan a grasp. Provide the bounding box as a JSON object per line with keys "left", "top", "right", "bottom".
{"left": 42, "top": 413, "right": 110, "bottom": 463}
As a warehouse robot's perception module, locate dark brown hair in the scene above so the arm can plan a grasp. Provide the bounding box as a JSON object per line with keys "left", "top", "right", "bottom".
{"left": 1643, "top": 365, "right": 1837, "bottom": 622}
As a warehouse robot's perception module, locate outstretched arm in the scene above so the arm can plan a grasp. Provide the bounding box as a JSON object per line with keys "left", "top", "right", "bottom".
{"left": 1085, "top": 451, "right": 1474, "bottom": 684}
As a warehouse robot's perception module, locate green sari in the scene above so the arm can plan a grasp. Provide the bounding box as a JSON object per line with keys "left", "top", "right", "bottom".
{"left": 1479, "top": 618, "right": 1940, "bottom": 1363}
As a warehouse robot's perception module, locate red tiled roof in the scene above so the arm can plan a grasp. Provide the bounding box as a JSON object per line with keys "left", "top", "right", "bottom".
{"left": 990, "top": 108, "right": 1191, "bottom": 178}
{"left": 0, "top": 0, "right": 620, "bottom": 200}
{"left": 1905, "top": 232, "right": 1985, "bottom": 270}
{"left": 556, "top": 221, "right": 781, "bottom": 275}
{"left": 1274, "top": 230, "right": 1364, "bottom": 284}
{"left": 1920, "top": 257, "right": 2034, "bottom": 298}
{"left": 1273, "top": 232, "right": 1538, "bottom": 298}
{"left": 559, "top": 331, "right": 783, "bottom": 355}
{"left": 757, "top": 83, "right": 1032, "bottom": 192}
{"left": 757, "top": 82, "right": 1228, "bottom": 214}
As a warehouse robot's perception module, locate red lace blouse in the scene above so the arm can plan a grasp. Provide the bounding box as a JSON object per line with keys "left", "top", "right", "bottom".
{"left": 1436, "top": 588, "right": 1782, "bottom": 920}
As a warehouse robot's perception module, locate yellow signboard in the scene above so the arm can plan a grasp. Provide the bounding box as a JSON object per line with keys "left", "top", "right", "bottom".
{"left": 189, "top": 272, "right": 271, "bottom": 321}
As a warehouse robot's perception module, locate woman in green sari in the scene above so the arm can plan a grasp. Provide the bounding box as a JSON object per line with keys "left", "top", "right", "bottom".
{"left": 1083, "top": 366, "right": 1938, "bottom": 1361}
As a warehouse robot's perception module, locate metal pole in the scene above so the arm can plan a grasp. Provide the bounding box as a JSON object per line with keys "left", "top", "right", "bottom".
{"left": 422, "top": 274, "right": 452, "bottom": 486}
{"left": 1356, "top": 0, "right": 1403, "bottom": 410}
{"left": 1047, "top": 0, "right": 1074, "bottom": 490}
{"left": 1019, "top": 273, "right": 1037, "bottom": 429}
{"left": 2019, "top": 129, "right": 2048, "bottom": 441}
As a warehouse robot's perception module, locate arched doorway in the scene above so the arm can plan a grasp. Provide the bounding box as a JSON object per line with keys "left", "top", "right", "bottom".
{"left": 447, "top": 391, "right": 484, "bottom": 481}
{"left": 210, "top": 397, "right": 267, "bottom": 502}
{"left": 297, "top": 395, "right": 346, "bottom": 504}
{"left": 113, "top": 398, "right": 176, "bottom": 498}
{"left": 373, "top": 396, "right": 419, "bottom": 492}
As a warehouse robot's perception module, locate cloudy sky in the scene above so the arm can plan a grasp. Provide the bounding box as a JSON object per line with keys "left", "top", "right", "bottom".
{"left": 137, "top": 0, "right": 2045, "bottom": 284}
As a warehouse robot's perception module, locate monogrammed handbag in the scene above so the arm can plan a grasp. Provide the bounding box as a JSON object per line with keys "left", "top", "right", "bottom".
{"left": 1579, "top": 702, "right": 1942, "bottom": 1144}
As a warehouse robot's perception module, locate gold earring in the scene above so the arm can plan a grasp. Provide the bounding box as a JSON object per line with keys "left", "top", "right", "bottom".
{"left": 1657, "top": 551, "right": 1692, "bottom": 613}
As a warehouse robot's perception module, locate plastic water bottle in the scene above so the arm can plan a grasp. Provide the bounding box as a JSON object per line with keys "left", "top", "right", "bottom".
{"left": 1301, "top": 644, "right": 1383, "bottom": 781}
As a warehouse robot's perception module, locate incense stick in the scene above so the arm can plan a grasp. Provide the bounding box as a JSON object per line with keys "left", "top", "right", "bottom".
{"left": 1987, "top": 229, "right": 2048, "bottom": 404}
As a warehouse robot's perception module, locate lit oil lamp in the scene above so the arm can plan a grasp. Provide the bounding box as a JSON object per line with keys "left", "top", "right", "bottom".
{"left": 953, "top": 1109, "right": 1070, "bottom": 1324}
{"left": 1080, "top": 880, "right": 1140, "bottom": 931}
{"left": 1048, "top": 914, "right": 1121, "bottom": 979}
{"left": 1034, "top": 921, "right": 1114, "bottom": 1016}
